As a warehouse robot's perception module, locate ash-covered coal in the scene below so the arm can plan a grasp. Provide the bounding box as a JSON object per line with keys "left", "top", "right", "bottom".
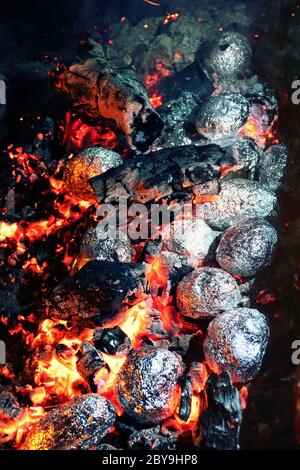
{"left": 224, "top": 137, "right": 261, "bottom": 178}
{"left": 79, "top": 226, "right": 132, "bottom": 264}
{"left": 176, "top": 267, "right": 241, "bottom": 320}
{"left": 118, "top": 347, "right": 183, "bottom": 424}
{"left": 258, "top": 144, "right": 288, "bottom": 192}
{"left": 203, "top": 307, "right": 269, "bottom": 383}
{"left": 196, "top": 178, "right": 276, "bottom": 230}
{"left": 216, "top": 218, "right": 278, "bottom": 277}
{"left": 196, "top": 92, "right": 249, "bottom": 142}
{"left": 200, "top": 32, "right": 252, "bottom": 79}
{"left": 23, "top": 394, "right": 115, "bottom": 450}
{"left": 63, "top": 146, "right": 123, "bottom": 199}
{"left": 128, "top": 426, "right": 176, "bottom": 450}
{"left": 0, "top": 391, "right": 21, "bottom": 421}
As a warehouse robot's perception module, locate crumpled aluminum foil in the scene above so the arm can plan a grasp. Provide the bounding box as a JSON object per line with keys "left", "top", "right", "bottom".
{"left": 176, "top": 267, "right": 241, "bottom": 319}
{"left": 196, "top": 178, "right": 276, "bottom": 230}
{"left": 201, "top": 32, "right": 252, "bottom": 78}
{"left": 196, "top": 92, "right": 249, "bottom": 142}
{"left": 216, "top": 218, "right": 278, "bottom": 277}
{"left": 203, "top": 307, "right": 269, "bottom": 383}
{"left": 258, "top": 144, "right": 288, "bottom": 192}
{"left": 223, "top": 137, "right": 262, "bottom": 178}
{"left": 63, "top": 146, "right": 123, "bottom": 199}
{"left": 118, "top": 347, "right": 183, "bottom": 424}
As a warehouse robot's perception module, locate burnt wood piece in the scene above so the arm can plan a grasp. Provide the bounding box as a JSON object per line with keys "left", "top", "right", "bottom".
{"left": 51, "top": 60, "right": 163, "bottom": 152}
{"left": 93, "top": 326, "right": 131, "bottom": 355}
{"left": 90, "top": 144, "right": 233, "bottom": 205}
{"left": 76, "top": 341, "right": 107, "bottom": 389}
{"left": 178, "top": 376, "right": 193, "bottom": 422}
{"left": 0, "top": 391, "right": 21, "bottom": 421}
{"left": 200, "top": 372, "right": 242, "bottom": 450}
{"left": 23, "top": 394, "right": 115, "bottom": 450}
{"left": 43, "top": 260, "right": 146, "bottom": 326}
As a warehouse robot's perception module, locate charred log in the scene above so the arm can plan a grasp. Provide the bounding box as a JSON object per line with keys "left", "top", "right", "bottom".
{"left": 90, "top": 144, "right": 234, "bottom": 205}
{"left": 93, "top": 326, "right": 131, "bottom": 356}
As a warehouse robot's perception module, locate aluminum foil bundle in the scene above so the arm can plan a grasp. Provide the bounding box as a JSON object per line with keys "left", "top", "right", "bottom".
{"left": 196, "top": 92, "right": 249, "bottom": 142}
{"left": 23, "top": 394, "right": 115, "bottom": 450}
{"left": 63, "top": 146, "right": 123, "bottom": 199}
{"left": 224, "top": 137, "right": 262, "bottom": 178}
{"left": 203, "top": 307, "right": 269, "bottom": 383}
{"left": 160, "top": 218, "right": 218, "bottom": 268}
{"left": 200, "top": 32, "right": 252, "bottom": 79}
{"left": 176, "top": 267, "right": 241, "bottom": 320}
{"left": 118, "top": 347, "right": 183, "bottom": 424}
{"left": 216, "top": 218, "right": 278, "bottom": 277}
{"left": 258, "top": 144, "right": 288, "bottom": 192}
{"left": 79, "top": 226, "right": 132, "bottom": 264}
{"left": 196, "top": 178, "right": 276, "bottom": 230}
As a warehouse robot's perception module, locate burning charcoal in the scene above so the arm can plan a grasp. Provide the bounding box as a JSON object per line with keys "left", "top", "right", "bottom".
{"left": 44, "top": 260, "right": 146, "bottom": 326}
{"left": 216, "top": 218, "right": 278, "bottom": 277}
{"left": 0, "top": 391, "right": 21, "bottom": 421}
{"left": 90, "top": 144, "right": 235, "bottom": 205}
{"left": 160, "top": 218, "right": 218, "bottom": 268}
{"left": 63, "top": 146, "right": 123, "bottom": 199}
{"left": 128, "top": 426, "right": 176, "bottom": 450}
{"left": 258, "top": 144, "right": 288, "bottom": 192}
{"left": 118, "top": 347, "right": 183, "bottom": 424}
{"left": 23, "top": 394, "right": 115, "bottom": 450}
{"left": 76, "top": 341, "right": 107, "bottom": 386}
{"left": 176, "top": 267, "right": 241, "bottom": 320}
{"left": 52, "top": 61, "right": 163, "bottom": 151}
{"left": 178, "top": 376, "right": 193, "bottom": 422}
{"left": 200, "top": 372, "right": 242, "bottom": 450}
{"left": 244, "top": 83, "right": 278, "bottom": 122}
{"left": 196, "top": 178, "right": 277, "bottom": 230}
{"left": 78, "top": 226, "right": 132, "bottom": 265}
{"left": 196, "top": 92, "right": 249, "bottom": 142}
{"left": 203, "top": 308, "right": 269, "bottom": 383}
{"left": 93, "top": 326, "right": 131, "bottom": 355}
{"left": 199, "top": 32, "right": 252, "bottom": 79}
{"left": 224, "top": 137, "right": 261, "bottom": 178}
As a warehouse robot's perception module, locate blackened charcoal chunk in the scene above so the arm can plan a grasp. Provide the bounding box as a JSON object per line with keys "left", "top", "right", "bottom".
{"left": 23, "top": 394, "right": 115, "bottom": 450}
{"left": 200, "top": 372, "right": 242, "bottom": 450}
{"left": 118, "top": 347, "right": 183, "bottom": 424}
{"left": 216, "top": 218, "right": 277, "bottom": 277}
{"left": 76, "top": 342, "right": 106, "bottom": 385}
{"left": 0, "top": 391, "right": 21, "bottom": 421}
{"left": 44, "top": 260, "right": 146, "bottom": 326}
{"left": 203, "top": 308, "right": 269, "bottom": 383}
{"left": 176, "top": 267, "right": 241, "bottom": 320}
{"left": 178, "top": 376, "right": 193, "bottom": 421}
{"left": 128, "top": 426, "right": 176, "bottom": 450}
{"left": 196, "top": 179, "right": 276, "bottom": 230}
{"left": 196, "top": 92, "right": 249, "bottom": 142}
{"left": 79, "top": 226, "right": 132, "bottom": 263}
{"left": 93, "top": 326, "right": 131, "bottom": 355}
{"left": 258, "top": 144, "right": 288, "bottom": 192}
{"left": 200, "top": 32, "right": 252, "bottom": 78}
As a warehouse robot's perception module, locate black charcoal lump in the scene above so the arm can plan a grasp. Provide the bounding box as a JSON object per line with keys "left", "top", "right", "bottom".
{"left": 203, "top": 308, "right": 269, "bottom": 383}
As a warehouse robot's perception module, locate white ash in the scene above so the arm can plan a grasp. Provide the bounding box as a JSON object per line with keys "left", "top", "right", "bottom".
{"left": 196, "top": 92, "right": 249, "bottom": 143}
{"left": 118, "top": 347, "right": 183, "bottom": 424}
{"left": 80, "top": 226, "right": 132, "bottom": 263}
{"left": 196, "top": 178, "right": 277, "bottom": 230}
{"left": 216, "top": 218, "right": 278, "bottom": 277}
{"left": 201, "top": 32, "right": 252, "bottom": 79}
{"left": 258, "top": 144, "right": 288, "bottom": 192}
{"left": 176, "top": 267, "right": 241, "bottom": 320}
{"left": 203, "top": 307, "right": 269, "bottom": 383}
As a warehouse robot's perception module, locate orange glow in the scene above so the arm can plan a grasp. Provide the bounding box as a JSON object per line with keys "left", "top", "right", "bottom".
{"left": 149, "top": 90, "right": 164, "bottom": 108}
{"left": 163, "top": 12, "right": 180, "bottom": 26}
{"left": 0, "top": 406, "right": 46, "bottom": 447}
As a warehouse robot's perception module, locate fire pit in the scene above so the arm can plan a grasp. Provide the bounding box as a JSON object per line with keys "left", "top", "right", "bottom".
{"left": 0, "top": 0, "right": 299, "bottom": 453}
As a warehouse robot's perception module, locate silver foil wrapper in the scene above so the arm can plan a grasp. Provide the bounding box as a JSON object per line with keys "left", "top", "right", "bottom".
{"left": 216, "top": 218, "right": 278, "bottom": 277}
{"left": 80, "top": 226, "right": 132, "bottom": 263}
{"left": 203, "top": 307, "right": 269, "bottom": 383}
{"left": 202, "top": 32, "right": 252, "bottom": 78}
{"left": 118, "top": 347, "right": 183, "bottom": 424}
{"left": 196, "top": 178, "right": 276, "bottom": 230}
{"left": 176, "top": 267, "right": 241, "bottom": 320}
{"left": 224, "top": 137, "right": 262, "bottom": 178}
{"left": 63, "top": 146, "right": 123, "bottom": 199}
{"left": 196, "top": 92, "right": 249, "bottom": 142}
{"left": 258, "top": 144, "right": 288, "bottom": 192}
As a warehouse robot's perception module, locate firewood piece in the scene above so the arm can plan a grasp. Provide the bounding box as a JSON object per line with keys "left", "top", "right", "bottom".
{"left": 44, "top": 260, "right": 147, "bottom": 326}
{"left": 200, "top": 372, "right": 242, "bottom": 450}
{"left": 23, "top": 394, "right": 115, "bottom": 450}
{"left": 90, "top": 144, "right": 234, "bottom": 205}
{"left": 52, "top": 60, "right": 163, "bottom": 151}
